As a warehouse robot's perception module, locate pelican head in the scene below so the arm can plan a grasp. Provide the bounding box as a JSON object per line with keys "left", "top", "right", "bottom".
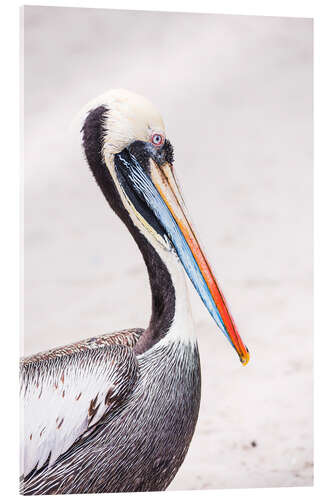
{"left": 81, "top": 89, "right": 249, "bottom": 365}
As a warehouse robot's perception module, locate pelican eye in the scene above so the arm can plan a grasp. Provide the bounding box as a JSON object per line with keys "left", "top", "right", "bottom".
{"left": 151, "top": 133, "right": 164, "bottom": 147}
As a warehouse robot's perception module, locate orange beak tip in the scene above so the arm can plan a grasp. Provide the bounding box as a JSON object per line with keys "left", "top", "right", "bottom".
{"left": 240, "top": 347, "right": 250, "bottom": 366}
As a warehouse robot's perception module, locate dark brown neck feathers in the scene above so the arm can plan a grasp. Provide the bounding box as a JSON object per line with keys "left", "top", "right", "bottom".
{"left": 81, "top": 106, "right": 176, "bottom": 354}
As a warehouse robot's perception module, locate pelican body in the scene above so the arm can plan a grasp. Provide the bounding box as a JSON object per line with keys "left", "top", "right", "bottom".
{"left": 21, "top": 90, "right": 249, "bottom": 494}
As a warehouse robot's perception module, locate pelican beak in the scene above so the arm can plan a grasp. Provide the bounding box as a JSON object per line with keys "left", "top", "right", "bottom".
{"left": 114, "top": 143, "right": 249, "bottom": 365}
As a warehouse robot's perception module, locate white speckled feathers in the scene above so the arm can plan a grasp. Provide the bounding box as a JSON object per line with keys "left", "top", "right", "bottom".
{"left": 21, "top": 336, "right": 140, "bottom": 477}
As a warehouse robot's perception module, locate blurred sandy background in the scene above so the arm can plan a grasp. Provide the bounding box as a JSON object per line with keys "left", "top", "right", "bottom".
{"left": 23, "top": 6, "right": 313, "bottom": 490}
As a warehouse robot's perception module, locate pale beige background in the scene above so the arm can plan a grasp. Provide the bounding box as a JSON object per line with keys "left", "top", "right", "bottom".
{"left": 23, "top": 6, "right": 313, "bottom": 490}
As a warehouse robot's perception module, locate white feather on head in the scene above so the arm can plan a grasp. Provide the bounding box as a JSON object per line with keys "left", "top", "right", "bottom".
{"left": 77, "top": 89, "right": 165, "bottom": 160}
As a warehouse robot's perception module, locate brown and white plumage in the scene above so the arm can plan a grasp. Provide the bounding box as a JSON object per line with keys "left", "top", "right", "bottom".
{"left": 21, "top": 329, "right": 142, "bottom": 478}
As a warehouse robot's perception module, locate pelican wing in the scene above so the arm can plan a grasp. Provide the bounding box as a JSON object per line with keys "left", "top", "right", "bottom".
{"left": 20, "top": 331, "right": 142, "bottom": 477}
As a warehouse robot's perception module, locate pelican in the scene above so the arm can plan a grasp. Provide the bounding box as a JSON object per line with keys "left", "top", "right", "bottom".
{"left": 21, "top": 89, "right": 249, "bottom": 495}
